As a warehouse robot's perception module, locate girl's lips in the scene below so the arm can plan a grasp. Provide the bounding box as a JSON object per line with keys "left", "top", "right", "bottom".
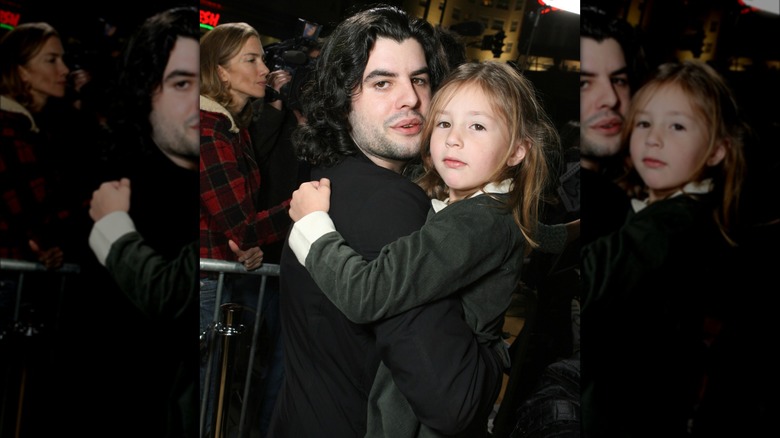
{"left": 443, "top": 158, "right": 465, "bottom": 168}
{"left": 642, "top": 157, "right": 665, "bottom": 168}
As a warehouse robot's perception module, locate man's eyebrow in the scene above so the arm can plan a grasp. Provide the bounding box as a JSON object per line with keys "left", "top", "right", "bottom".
{"left": 580, "top": 66, "right": 629, "bottom": 78}
{"left": 363, "top": 67, "right": 430, "bottom": 82}
{"left": 163, "top": 70, "right": 197, "bottom": 82}
{"left": 609, "top": 66, "right": 629, "bottom": 77}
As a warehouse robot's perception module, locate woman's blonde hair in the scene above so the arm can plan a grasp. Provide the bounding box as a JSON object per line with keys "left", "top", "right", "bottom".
{"left": 199, "top": 22, "right": 260, "bottom": 127}
{"left": 417, "top": 61, "right": 560, "bottom": 248}
{"left": 620, "top": 60, "right": 748, "bottom": 245}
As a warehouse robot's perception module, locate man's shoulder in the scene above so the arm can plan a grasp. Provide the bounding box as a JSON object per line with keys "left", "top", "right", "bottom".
{"left": 320, "top": 161, "right": 429, "bottom": 212}
{"left": 316, "top": 157, "right": 426, "bottom": 196}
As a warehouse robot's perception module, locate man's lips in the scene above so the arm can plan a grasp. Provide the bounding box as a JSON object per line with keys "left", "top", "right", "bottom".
{"left": 391, "top": 118, "right": 422, "bottom": 135}
{"left": 591, "top": 118, "right": 622, "bottom": 135}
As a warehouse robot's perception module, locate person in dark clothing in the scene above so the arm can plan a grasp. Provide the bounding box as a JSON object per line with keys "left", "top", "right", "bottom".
{"left": 579, "top": 5, "right": 645, "bottom": 244}
{"left": 66, "top": 7, "right": 201, "bottom": 436}
{"left": 268, "top": 5, "right": 495, "bottom": 437}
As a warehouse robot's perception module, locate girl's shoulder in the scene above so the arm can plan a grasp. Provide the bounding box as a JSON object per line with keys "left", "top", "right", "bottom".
{"left": 629, "top": 194, "right": 719, "bottom": 240}
{"left": 434, "top": 194, "right": 515, "bottom": 232}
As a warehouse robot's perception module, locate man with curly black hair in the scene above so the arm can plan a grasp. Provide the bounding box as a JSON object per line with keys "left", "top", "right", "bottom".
{"left": 269, "top": 4, "right": 496, "bottom": 438}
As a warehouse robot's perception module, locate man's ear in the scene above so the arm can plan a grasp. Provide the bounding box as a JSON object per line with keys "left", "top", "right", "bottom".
{"left": 706, "top": 139, "right": 727, "bottom": 167}
{"left": 507, "top": 140, "right": 528, "bottom": 166}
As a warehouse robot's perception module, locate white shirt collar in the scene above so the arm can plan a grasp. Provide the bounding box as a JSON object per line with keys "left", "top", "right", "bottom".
{"left": 431, "top": 179, "right": 513, "bottom": 213}
{"left": 631, "top": 179, "right": 714, "bottom": 212}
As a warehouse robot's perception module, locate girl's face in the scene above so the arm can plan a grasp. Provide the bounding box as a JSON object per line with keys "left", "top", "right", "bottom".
{"left": 429, "top": 85, "right": 525, "bottom": 202}
{"left": 18, "top": 36, "right": 69, "bottom": 111}
{"left": 218, "top": 36, "right": 269, "bottom": 109}
{"left": 629, "top": 84, "right": 724, "bottom": 203}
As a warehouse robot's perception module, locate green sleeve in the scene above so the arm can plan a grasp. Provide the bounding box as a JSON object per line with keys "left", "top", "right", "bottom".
{"left": 105, "top": 232, "right": 198, "bottom": 321}
{"left": 304, "top": 198, "right": 518, "bottom": 323}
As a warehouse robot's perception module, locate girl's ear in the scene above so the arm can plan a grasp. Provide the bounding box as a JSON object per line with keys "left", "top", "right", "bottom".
{"left": 706, "top": 139, "right": 727, "bottom": 167}
{"left": 507, "top": 140, "right": 528, "bottom": 166}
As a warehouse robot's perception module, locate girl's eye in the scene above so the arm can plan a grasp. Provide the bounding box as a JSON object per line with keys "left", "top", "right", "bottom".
{"left": 636, "top": 120, "right": 650, "bottom": 128}
{"left": 671, "top": 123, "right": 685, "bottom": 131}
{"left": 435, "top": 121, "right": 451, "bottom": 128}
{"left": 471, "top": 123, "right": 486, "bottom": 131}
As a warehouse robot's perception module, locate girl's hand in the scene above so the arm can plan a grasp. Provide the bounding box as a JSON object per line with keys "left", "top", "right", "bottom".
{"left": 89, "top": 178, "right": 131, "bottom": 222}
{"left": 289, "top": 178, "right": 331, "bottom": 222}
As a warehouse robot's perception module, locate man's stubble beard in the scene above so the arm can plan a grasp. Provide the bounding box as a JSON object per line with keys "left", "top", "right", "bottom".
{"left": 349, "top": 111, "right": 423, "bottom": 163}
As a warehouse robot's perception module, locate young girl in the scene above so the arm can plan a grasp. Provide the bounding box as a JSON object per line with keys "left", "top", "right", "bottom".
{"left": 580, "top": 60, "right": 748, "bottom": 435}
{"left": 288, "top": 61, "right": 578, "bottom": 436}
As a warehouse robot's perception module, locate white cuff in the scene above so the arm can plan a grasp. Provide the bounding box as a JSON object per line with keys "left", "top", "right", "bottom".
{"left": 88, "top": 211, "right": 136, "bottom": 266}
{"left": 288, "top": 211, "right": 336, "bottom": 265}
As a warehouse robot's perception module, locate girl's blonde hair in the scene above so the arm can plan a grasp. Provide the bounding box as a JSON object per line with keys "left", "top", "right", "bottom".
{"left": 417, "top": 61, "right": 560, "bottom": 248}
{"left": 199, "top": 22, "right": 259, "bottom": 127}
{"left": 620, "top": 60, "right": 748, "bottom": 245}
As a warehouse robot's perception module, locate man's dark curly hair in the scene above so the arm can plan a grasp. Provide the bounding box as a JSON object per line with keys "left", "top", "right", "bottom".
{"left": 107, "top": 6, "right": 198, "bottom": 148}
{"left": 293, "top": 4, "right": 449, "bottom": 167}
{"left": 581, "top": 6, "right": 647, "bottom": 92}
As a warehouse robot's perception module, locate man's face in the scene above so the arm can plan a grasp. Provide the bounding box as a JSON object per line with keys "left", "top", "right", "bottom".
{"left": 580, "top": 37, "right": 631, "bottom": 158}
{"left": 348, "top": 37, "right": 431, "bottom": 172}
{"left": 149, "top": 36, "right": 199, "bottom": 168}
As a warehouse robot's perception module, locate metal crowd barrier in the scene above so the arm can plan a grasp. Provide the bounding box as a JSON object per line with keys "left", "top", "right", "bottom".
{"left": 0, "top": 258, "right": 80, "bottom": 437}
{"left": 199, "top": 258, "right": 280, "bottom": 438}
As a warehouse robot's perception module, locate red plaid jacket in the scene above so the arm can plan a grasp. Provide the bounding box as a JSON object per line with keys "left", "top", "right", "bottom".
{"left": 199, "top": 97, "right": 290, "bottom": 262}
{"left": 1, "top": 98, "right": 70, "bottom": 260}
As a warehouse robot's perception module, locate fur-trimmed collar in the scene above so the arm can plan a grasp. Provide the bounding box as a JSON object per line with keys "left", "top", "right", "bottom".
{"left": 199, "top": 95, "right": 238, "bottom": 133}
{"left": 1, "top": 95, "right": 39, "bottom": 133}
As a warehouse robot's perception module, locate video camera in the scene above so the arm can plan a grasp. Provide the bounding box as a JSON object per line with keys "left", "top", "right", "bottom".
{"left": 263, "top": 18, "right": 322, "bottom": 112}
